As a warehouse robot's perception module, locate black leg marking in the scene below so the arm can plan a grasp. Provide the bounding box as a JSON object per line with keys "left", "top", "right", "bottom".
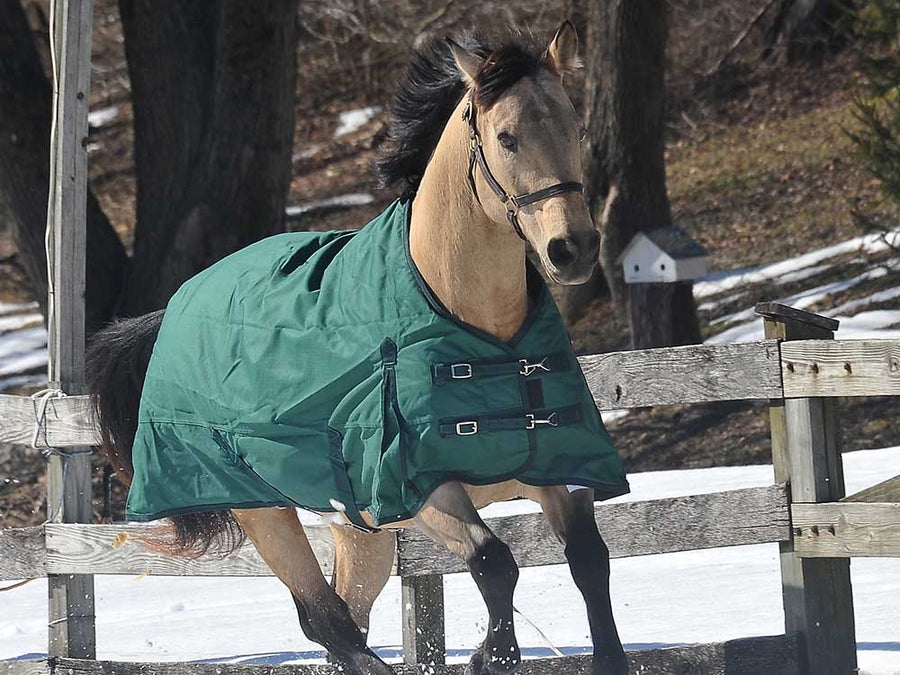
{"left": 563, "top": 496, "right": 628, "bottom": 675}
{"left": 465, "top": 537, "right": 521, "bottom": 674}
{"left": 291, "top": 593, "right": 393, "bottom": 675}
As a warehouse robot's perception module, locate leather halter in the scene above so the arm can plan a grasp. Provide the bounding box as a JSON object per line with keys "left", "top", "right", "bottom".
{"left": 462, "top": 96, "right": 584, "bottom": 242}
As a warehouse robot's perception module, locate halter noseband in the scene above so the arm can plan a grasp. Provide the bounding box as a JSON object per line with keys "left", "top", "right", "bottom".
{"left": 462, "top": 97, "right": 584, "bottom": 242}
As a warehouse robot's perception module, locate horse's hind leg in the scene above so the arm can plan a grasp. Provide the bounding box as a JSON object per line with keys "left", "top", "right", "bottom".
{"left": 330, "top": 524, "right": 395, "bottom": 634}
{"left": 414, "top": 482, "right": 521, "bottom": 674}
{"left": 530, "top": 486, "right": 627, "bottom": 675}
{"left": 231, "top": 508, "right": 393, "bottom": 675}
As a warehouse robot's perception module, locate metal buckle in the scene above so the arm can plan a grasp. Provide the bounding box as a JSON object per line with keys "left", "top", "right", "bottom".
{"left": 525, "top": 412, "right": 559, "bottom": 430}
{"left": 450, "top": 363, "right": 473, "bottom": 379}
{"left": 456, "top": 421, "right": 478, "bottom": 436}
{"left": 519, "top": 357, "right": 551, "bottom": 377}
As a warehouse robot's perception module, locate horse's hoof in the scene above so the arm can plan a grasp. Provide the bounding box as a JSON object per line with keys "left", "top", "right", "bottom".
{"left": 592, "top": 653, "right": 628, "bottom": 675}
{"left": 465, "top": 646, "right": 521, "bottom": 675}
{"left": 338, "top": 650, "right": 395, "bottom": 675}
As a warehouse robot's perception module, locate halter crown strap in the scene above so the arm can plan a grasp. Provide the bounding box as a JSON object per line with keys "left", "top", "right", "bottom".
{"left": 462, "top": 98, "right": 584, "bottom": 242}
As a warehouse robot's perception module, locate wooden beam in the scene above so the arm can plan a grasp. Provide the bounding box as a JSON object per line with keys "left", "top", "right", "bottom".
{"left": 580, "top": 340, "right": 783, "bottom": 410}
{"left": 781, "top": 339, "right": 900, "bottom": 398}
{"left": 843, "top": 474, "right": 900, "bottom": 503}
{"left": 760, "top": 307, "right": 857, "bottom": 675}
{"left": 0, "top": 660, "right": 51, "bottom": 675}
{"left": 793, "top": 502, "right": 900, "bottom": 557}
{"left": 0, "top": 394, "right": 99, "bottom": 447}
{"left": 755, "top": 302, "right": 839, "bottom": 332}
{"left": 0, "top": 526, "right": 45, "bottom": 581}
{"left": 0, "top": 633, "right": 798, "bottom": 674}
{"left": 0, "top": 488, "right": 786, "bottom": 581}
{"left": 45, "top": 0, "right": 96, "bottom": 660}
{"left": 0, "top": 343, "right": 785, "bottom": 448}
{"left": 43, "top": 521, "right": 355, "bottom": 577}
{"left": 401, "top": 575, "right": 445, "bottom": 665}
{"left": 398, "top": 485, "right": 790, "bottom": 577}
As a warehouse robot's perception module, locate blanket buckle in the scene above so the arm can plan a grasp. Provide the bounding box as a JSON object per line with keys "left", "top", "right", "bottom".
{"left": 519, "top": 357, "right": 550, "bottom": 377}
{"left": 525, "top": 412, "right": 559, "bottom": 430}
{"left": 450, "top": 363, "right": 473, "bottom": 379}
{"left": 456, "top": 420, "right": 479, "bottom": 436}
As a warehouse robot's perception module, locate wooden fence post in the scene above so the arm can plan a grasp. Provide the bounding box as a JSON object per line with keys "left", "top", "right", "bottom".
{"left": 757, "top": 302, "right": 856, "bottom": 675}
{"left": 45, "top": 0, "right": 96, "bottom": 659}
{"left": 401, "top": 574, "right": 446, "bottom": 665}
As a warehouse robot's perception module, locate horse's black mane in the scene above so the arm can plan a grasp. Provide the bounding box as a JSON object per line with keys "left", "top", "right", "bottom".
{"left": 376, "top": 31, "right": 547, "bottom": 199}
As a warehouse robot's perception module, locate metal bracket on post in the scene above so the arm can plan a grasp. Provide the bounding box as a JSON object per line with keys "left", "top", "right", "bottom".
{"left": 46, "top": 0, "right": 96, "bottom": 659}
{"left": 756, "top": 302, "right": 856, "bottom": 675}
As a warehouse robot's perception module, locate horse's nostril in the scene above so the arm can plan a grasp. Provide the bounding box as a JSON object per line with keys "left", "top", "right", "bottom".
{"left": 547, "top": 237, "right": 579, "bottom": 268}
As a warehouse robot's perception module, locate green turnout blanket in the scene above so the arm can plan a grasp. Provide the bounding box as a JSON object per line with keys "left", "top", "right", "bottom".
{"left": 129, "top": 199, "right": 629, "bottom": 527}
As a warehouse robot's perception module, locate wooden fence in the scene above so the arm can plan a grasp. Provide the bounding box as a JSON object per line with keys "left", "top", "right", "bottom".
{"left": 2, "top": 303, "right": 900, "bottom": 675}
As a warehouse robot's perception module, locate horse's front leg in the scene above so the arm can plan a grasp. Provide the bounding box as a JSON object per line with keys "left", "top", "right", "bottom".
{"left": 231, "top": 507, "right": 393, "bottom": 675}
{"left": 414, "top": 482, "right": 521, "bottom": 675}
{"left": 531, "top": 486, "right": 627, "bottom": 675}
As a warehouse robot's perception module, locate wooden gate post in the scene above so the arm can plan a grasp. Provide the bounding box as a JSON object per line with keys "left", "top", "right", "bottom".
{"left": 757, "top": 302, "right": 856, "bottom": 675}
{"left": 401, "top": 574, "right": 446, "bottom": 665}
{"left": 46, "top": 0, "right": 96, "bottom": 659}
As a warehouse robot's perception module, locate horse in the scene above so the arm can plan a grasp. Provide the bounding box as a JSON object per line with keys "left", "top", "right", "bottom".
{"left": 86, "top": 22, "right": 628, "bottom": 675}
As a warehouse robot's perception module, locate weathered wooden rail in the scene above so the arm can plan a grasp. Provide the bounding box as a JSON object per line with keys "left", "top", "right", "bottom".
{"left": 2, "top": 305, "right": 900, "bottom": 675}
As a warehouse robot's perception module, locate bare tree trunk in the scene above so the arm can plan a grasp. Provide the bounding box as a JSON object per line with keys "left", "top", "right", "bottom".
{"left": 0, "top": 0, "right": 127, "bottom": 333}
{"left": 582, "top": 0, "right": 700, "bottom": 349}
{"left": 119, "top": 0, "right": 299, "bottom": 315}
{"left": 763, "top": 0, "right": 852, "bottom": 63}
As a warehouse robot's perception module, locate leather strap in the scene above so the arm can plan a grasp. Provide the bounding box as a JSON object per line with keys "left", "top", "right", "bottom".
{"left": 438, "top": 405, "right": 582, "bottom": 438}
{"left": 431, "top": 353, "right": 571, "bottom": 385}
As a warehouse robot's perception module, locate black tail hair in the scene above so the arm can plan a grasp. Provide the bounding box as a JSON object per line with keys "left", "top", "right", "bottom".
{"left": 85, "top": 311, "right": 244, "bottom": 556}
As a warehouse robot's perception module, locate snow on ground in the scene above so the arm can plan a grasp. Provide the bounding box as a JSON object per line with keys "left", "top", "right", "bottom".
{"left": 0, "top": 302, "right": 37, "bottom": 318}
{"left": 694, "top": 229, "right": 900, "bottom": 301}
{"left": 285, "top": 193, "right": 374, "bottom": 218}
{"left": 0, "top": 312, "right": 41, "bottom": 333}
{"left": 2, "top": 447, "right": 899, "bottom": 673}
{"left": 0, "top": 326, "right": 47, "bottom": 379}
{"left": 697, "top": 230, "right": 900, "bottom": 344}
{"left": 88, "top": 106, "right": 118, "bottom": 128}
{"left": 334, "top": 106, "right": 382, "bottom": 138}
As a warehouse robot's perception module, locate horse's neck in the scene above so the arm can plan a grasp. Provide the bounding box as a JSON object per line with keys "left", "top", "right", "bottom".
{"left": 409, "top": 100, "right": 528, "bottom": 342}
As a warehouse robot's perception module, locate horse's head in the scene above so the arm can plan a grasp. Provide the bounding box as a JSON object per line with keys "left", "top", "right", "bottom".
{"left": 449, "top": 22, "right": 597, "bottom": 285}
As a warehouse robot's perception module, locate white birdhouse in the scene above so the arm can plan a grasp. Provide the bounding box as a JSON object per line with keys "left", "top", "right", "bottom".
{"left": 619, "top": 227, "right": 707, "bottom": 284}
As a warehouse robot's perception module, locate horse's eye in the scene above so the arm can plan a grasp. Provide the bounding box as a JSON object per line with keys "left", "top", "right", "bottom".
{"left": 497, "top": 132, "right": 518, "bottom": 152}
{"left": 578, "top": 126, "right": 588, "bottom": 142}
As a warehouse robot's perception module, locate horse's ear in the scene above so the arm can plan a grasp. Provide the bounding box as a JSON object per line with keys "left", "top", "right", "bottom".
{"left": 447, "top": 38, "right": 483, "bottom": 86}
{"left": 546, "top": 20, "right": 581, "bottom": 76}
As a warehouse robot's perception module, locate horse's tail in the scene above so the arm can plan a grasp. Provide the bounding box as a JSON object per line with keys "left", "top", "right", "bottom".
{"left": 85, "top": 310, "right": 243, "bottom": 556}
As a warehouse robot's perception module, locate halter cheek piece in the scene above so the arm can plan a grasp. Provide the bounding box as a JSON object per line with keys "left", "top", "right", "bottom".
{"left": 462, "top": 97, "right": 584, "bottom": 242}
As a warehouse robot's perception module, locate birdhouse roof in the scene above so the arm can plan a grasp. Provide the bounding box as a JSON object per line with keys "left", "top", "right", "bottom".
{"left": 621, "top": 226, "right": 707, "bottom": 262}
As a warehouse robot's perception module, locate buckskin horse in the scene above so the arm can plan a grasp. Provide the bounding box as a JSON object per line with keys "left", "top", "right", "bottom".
{"left": 86, "top": 22, "right": 630, "bottom": 675}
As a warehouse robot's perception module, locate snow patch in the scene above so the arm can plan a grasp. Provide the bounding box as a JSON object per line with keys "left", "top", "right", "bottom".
{"left": 285, "top": 193, "right": 374, "bottom": 218}
{"left": 88, "top": 106, "right": 118, "bottom": 128}
{"left": 0, "top": 302, "right": 38, "bottom": 318}
{"left": 830, "top": 285, "right": 900, "bottom": 318}
{"left": 0, "top": 326, "right": 47, "bottom": 378}
{"left": 694, "top": 229, "right": 900, "bottom": 300}
{"left": 334, "top": 106, "right": 381, "bottom": 138}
